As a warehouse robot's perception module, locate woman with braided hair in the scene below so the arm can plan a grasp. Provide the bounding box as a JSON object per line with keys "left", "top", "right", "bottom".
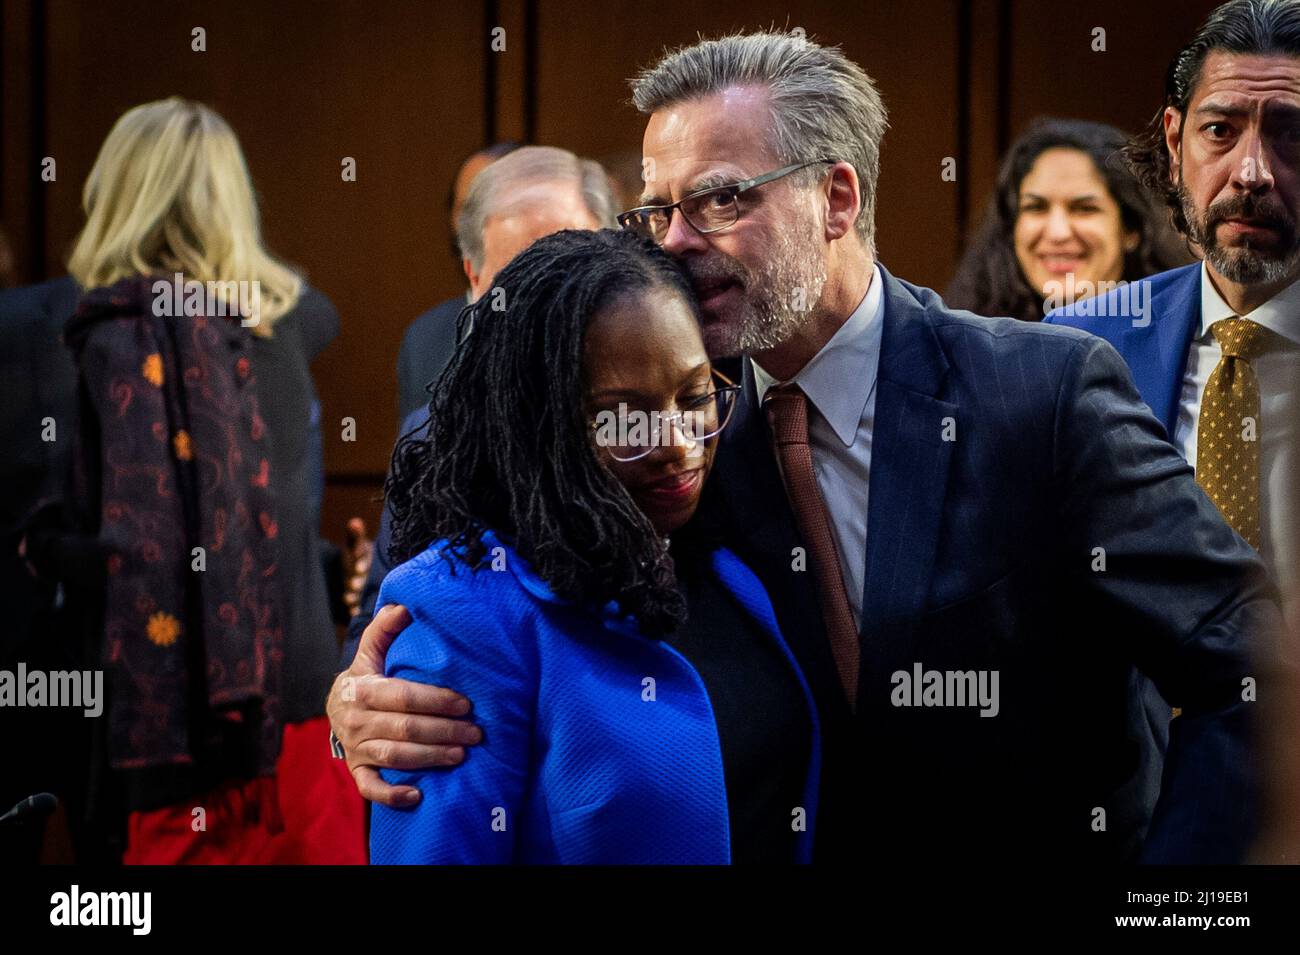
{"left": 371, "top": 228, "right": 819, "bottom": 864}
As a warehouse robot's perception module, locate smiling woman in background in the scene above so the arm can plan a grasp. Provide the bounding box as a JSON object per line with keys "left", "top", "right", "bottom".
{"left": 946, "top": 117, "right": 1189, "bottom": 322}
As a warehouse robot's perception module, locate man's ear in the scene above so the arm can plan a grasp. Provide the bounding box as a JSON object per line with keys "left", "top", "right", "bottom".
{"left": 1163, "top": 106, "right": 1183, "bottom": 186}
{"left": 824, "top": 161, "right": 862, "bottom": 242}
{"left": 464, "top": 257, "right": 482, "bottom": 300}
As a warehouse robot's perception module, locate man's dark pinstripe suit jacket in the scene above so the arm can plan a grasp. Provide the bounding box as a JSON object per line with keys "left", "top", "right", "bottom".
{"left": 707, "top": 263, "right": 1277, "bottom": 866}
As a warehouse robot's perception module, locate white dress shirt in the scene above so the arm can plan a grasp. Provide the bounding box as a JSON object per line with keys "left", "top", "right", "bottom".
{"left": 751, "top": 267, "right": 885, "bottom": 630}
{"left": 1173, "top": 262, "right": 1300, "bottom": 617}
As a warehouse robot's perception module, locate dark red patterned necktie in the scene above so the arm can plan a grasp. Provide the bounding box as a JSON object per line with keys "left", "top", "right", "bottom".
{"left": 764, "top": 383, "right": 860, "bottom": 709}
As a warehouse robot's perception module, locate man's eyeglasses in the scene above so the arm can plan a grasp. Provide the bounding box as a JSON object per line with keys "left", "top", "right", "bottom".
{"left": 590, "top": 369, "right": 742, "bottom": 463}
{"left": 617, "top": 159, "right": 835, "bottom": 244}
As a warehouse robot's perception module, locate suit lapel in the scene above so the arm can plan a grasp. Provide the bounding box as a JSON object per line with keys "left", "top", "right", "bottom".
{"left": 712, "top": 266, "right": 959, "bottom": 705}
{"left": 1118, "top": 265, "right": 1200, "bottom": 437}
{"left": 859, "top": 267, "right": 957, "bottom": 646}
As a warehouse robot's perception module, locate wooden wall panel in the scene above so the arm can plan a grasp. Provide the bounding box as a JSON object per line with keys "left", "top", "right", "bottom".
{"left": 956, "top": 0, "right": 1218, "bottom": 283}
{"left": 3, "top": 0, "right": 1228, "bottom": 550}
{"left": 1002, "top": 0, "right": 1221, "bottom": 153}
{"left": 1, "top": 0, "right": 41, "bottom": 284}
{"left": 532, "top": 0, "right": 964, "bottom": 291}
{"left": 29, "top": 0, "right": 486, "bottom": 542}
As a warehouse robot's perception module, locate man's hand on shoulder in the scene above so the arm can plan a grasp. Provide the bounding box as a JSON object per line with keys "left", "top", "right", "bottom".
{"left": 326, "top": 604, "right": 483, "bottom": 807}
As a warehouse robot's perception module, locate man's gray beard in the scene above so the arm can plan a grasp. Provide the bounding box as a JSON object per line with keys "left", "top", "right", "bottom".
{"left": 1203, "top": 241, "right": 1300, "bottom": 284}
{"left": 1180, "top": 187, "right": 1300, "bottom": 285}
{"left": 728, "top": 227, "right": 827, "bottom": 354}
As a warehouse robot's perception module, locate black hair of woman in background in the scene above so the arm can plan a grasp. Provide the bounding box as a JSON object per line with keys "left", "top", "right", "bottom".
{"left": 946, "top": 117, "right": 1191, "bottom": 322}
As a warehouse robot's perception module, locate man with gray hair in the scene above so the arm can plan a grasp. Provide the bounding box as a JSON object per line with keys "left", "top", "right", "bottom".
{"left": 332, "top": 31, "right": 1277, "bottom": 866}
{"left": 347, "top": 146, "right": 615, "bottom": 668}
{"left": 396, "top": 145, "right": 615, "bottom": 422}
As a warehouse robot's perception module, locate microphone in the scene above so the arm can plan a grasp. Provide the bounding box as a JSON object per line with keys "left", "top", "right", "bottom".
{"left": 0, "top": 793, "right": 58, "bottom": 826}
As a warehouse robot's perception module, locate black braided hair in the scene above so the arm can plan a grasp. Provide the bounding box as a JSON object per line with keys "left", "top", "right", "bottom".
{"left": 386, "top": 228, "right": 701, "bottom": 636}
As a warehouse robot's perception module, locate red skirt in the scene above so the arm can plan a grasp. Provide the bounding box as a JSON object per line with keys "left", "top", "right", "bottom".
{"left": 122, "top": 716, "right": 366, "bottom": 865}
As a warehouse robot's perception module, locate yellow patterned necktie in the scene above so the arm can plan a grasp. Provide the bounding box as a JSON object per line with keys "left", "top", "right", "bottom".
{"left": 1195, "top": 317, "right": 1284, "bottom": 549}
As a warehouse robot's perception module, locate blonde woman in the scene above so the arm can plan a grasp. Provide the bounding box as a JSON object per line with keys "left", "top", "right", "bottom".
{"left": 40, "top": 97, "right": 361, "bottom": 863}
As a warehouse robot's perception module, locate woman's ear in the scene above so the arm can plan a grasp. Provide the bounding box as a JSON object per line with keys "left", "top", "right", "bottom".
{"left": 1123, "top": 228, "right": 1141, "bottom": 253}
{"left": 824, "top": 162, "right": 863, "bottom": 242}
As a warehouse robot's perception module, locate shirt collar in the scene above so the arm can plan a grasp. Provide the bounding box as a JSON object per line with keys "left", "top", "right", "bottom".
{"left": 750, "top": 265, "right": 884, "bottom": 447}
{"left": 1198, "top": 260, "right": 1300, "bottom": 347}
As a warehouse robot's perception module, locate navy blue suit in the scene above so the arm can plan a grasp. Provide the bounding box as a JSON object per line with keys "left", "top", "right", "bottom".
{"left": 707, "top": 264, "right": 1276, "bottom": 864}
{"left": 353, "top": 264, "right": 1274, "bottom": 864}
{"left": 1043, "top": 263, "right": 1200, "bottom": 440}
{"left": 1044, "top": 269, "right": 1275, "bottom": 862}
{"left": 0, "top": 276, "right": 81, "bottom": 545}
{"left": 0, "top": 277, "right": 84, "bottom": 860}
{"left": 397, "top": 296, "right": 466, "bottom": 425}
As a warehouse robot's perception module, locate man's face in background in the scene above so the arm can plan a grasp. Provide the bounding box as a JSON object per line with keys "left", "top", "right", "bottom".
{"left": 1168, "top": 51, "right": 1300, "bottom": 287}
{"left": 465, "top": 182, "right": 603, "bottom": 299}
{"left": 450, "top": 151, "right": 500, "bottom": 256}
{"left": 640, "top": 86, "right": 830, "bottom": 359}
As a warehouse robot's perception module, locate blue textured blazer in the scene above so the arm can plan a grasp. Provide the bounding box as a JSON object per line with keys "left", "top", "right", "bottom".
{"left": 1044, "top": 262, "right": 1202, "bottom": 440}
{"left": 369, "top": 531, "right": 821, "bottom": 864}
